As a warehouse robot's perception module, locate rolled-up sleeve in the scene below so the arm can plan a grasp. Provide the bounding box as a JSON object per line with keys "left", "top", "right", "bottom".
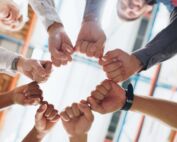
{"left": 29, "top": 0, "right": 61, "bottom": 30}
{"left": 0, "top": 48, "right": 19, "bottom": 76}
{"left": 133, "top": 8, "right": 177, "bottom": 70}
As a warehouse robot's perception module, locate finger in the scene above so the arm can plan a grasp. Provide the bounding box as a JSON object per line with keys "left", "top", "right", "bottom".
{"left": 95, "top": 39, "right": 105, "bottom": 58}
{"left": 65, "top": 107, "right": 74, "bottom": 119}
{"left": 35, "top": 104, "right": 47, "bottom": 121}
{"left": 103, "top": 62, "right": 122, "bottom": 73}
{"left": 71, "top": 103, "right": 81, "bottom": 117}
{"left": 62, "top": 44, "right": 72, "bottom": 61}
{"left": 45, "top": 104, "right": 54, "bottom": 117}
{"left": 78, "top": 103, "right": 94, "bottom": 122}
{"left": 31, "top": 61, "right": 47, "bottom": 77}
{"left": 107, "top": 69, "right": 122, "bottom": 79}
{"left": 75, "top": 40, "right": 82, "bottom": 51}
{"left": 24, "top": 98, "right": 41, "bottom": 105}
{"left": 87, "top": 97, "right": 104, "bottom": 113}
{"left": 101, "top": 80, "right": 112, "bottom": 91}
{"left": 96, "top": 85, "right": 109, "bottom": 95}
{"left": 100, "top": 57, "right": 120, "bottom": 66}
{"left": 51, "top": 56, "right": 62, "bottom": 67}
{"left": 60, "top": 111, "right": 70, "bottom": 121}
{"left": 47, "top": 109, "right": 58, "bottom": 120}
{"left": 62, "top": 43, "right": 74, "bottom": 55}
{"left": 86, "top": 43, "right": 96, "bottom": 57}
{"left": 50, "top": 47, "right": 68, "bottom": 60}
{"left": 112, "top": 74, "right": 124, "bottom": 83}
{"left": 51, "top": 115, "right": 60, "bottom": 122}
{"left": 40, "top": 61, "right": 52, "bottom": 74}
{"left": 91, "top": 91, "right": 105, "bottom": 100}
{"left": 80, "top": 41, "right": 88, "bottom": 54}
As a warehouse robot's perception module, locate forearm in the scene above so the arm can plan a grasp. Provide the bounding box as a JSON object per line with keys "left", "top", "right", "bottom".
{"left": 133, "top": 10, "right": 177, "bottom": 70}
{"left": 131, "top": 95, "right": 177, "bottom": 130}
{"left": 69, "top": 134, "right": 87, "bottom": 142}
{"left": 0, "top": 91, "right": 14, "bottom": 110}
{"left": 22, "top": 127, "right": 44, "bottom": 142}
{"left": 29, "top": 0, "right": 61, "bottom": 30}
{"left": 83, "top": 0, "right": 106, "bottom": 22}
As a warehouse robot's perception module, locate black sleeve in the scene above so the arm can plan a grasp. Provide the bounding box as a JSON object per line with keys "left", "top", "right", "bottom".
{"left": 132, "top": 8, "right": 177, "bottom": 70}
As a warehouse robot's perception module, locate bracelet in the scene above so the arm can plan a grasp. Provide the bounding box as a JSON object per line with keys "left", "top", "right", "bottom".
{"left": 121, "top": 83, "right": 134, "bottom": 111}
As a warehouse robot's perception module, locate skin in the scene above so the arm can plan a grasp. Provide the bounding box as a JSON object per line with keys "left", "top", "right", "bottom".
{"left": 0, "top": 0, "right": 24, "bottom": 31}
{"left": 60, "top": 102, "right": 94, "bottom": 142}
{"left": 17, "top": 57, "right": 52, "bottom": 83}
{"left": 0, "top": 82, "right": 43, "bottom": 109}
{"left": 48, "top": 22, "right": 74, "bottom": 67}
{"left": 116, "top": 0, "right": 152, "bottom": 20}
{"left": 88, "top": 79, "right": 177, "bottom": 130}
{"left": 75, "top": 0, "right": 106, "bottom": 58}
{"left": 22, "top": 102, "right": 60, "bottom": 142}
{"left": 99, "top": 49, "right": 142, "bottom": 83}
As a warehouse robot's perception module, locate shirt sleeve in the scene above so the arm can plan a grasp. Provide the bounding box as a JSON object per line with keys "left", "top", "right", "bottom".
{"left": 29, "top": 0, "right": 62, "bottom": 30}
{"left": 0, "top": 48, "right": 19, "bottom": 76}
{"left": 133, "top": 8, "right": 177, "bottom": 70}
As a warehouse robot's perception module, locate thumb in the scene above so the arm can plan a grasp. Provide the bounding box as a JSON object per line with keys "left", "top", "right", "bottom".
{"left": 111, "top": 81, "right": 125, "bottom": 96}
{"left": 35, "top": 104, "right": 47, "bottom": 121}
{"left": 40, "top": 61, "right": 52, "bottom": 74}
{"left": 78, "top": 103, "right": 94, "bottom": 122}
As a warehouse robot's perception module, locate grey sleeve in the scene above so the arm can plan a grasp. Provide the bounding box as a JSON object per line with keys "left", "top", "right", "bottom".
{"left": 133, "top": 8, "right": 177, "bottom": 70}
{"left": 83, "top": 0, "right": 106, "bottom": 21}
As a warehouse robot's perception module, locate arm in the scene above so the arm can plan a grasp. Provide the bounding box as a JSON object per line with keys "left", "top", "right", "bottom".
{"left": 88, "top": 80, "right": 177, "bottom": 130}
{"left": 22, "top": 103, "right": 60, "bottom": 142}
{"left": 70, "top": 134, "right": 87, "bottom": 142}
{"left": 60, "top": 102, "right": 94, "bottom": 142}
{"left": 131, "top": 95, "right": 177, "bottom": 130}
{"left": 29, "top": 0, "right": 61, "bottom": 30}
{"left": 0, "top": 82, "right": 42, "bottom": 110}
{"left": 100, "top": 9, "right": 177, "bottom": 82}
{"left": 133, "top": 8, "right": 177, "bottom": 70}
{"left": 83, "top": 0, "right": 106, "bottom": 22}
{"left": 0, "top": 47, "right": 52, "bottom": 82}
{"left": 29, "top": 0, "right": 74, "bottom": 67}
{"left": 75, "top": 0, "right": 106, "bottom": 58}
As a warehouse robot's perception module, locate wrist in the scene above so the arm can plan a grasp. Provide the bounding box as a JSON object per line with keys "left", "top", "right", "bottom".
{"left": 16, "top": 56, "right": 26, "bottom": 73}
{"left": 48, "top": 22, "right": 64, "bottom": 34}
{"left": 32, "top": 127, "right": 46, "bottom": 140}
{"left": 130, "top": 54, "right": 143, "bottom": 73}
{"left": 6, "top": 91, "right": 15, "bottom": 105}
{"left": 69, "top": 134, "right": 87, "bottom": 142}
{"left": 83, "top": 14, "right": 99, "bottom": 23}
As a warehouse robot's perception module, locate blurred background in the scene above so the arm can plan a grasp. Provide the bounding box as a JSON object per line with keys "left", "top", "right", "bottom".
{"left": 0, "top": 0, "right": 176, "bottom": 142}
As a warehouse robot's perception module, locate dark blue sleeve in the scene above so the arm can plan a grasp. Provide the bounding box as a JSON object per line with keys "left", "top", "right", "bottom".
{"left": 133, "top": 8, "right": 177, "bottom": 70}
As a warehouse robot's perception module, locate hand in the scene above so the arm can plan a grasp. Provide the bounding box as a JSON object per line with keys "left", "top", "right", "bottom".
{"left": 99, "top": 49, "right": 142, "bottom": 83}
{"left": 0, "top": 1, "right": 23, "bottom": 31}
{"left": 75, "top": 21, "right": 106, "bottom": 58}
{"left": 12, "top": 82, "right": 43, "bottom": 106}
{"left": 60, "top": 102, "right": 94, "bottom": 137}
{"left": 87, "top": 79, "right": 126, "bottom": 114}
{"left": 17, "top": 57, "right": 52, "bottom": 83}
{"left": 48, "top": 22, "right": 74, "bottom": 67}
{"left": 34, "top": 102, "right": 60, "bottom": 138}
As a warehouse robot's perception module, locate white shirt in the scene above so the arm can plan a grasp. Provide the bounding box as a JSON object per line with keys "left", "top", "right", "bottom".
{"left": 0, "top": 0, "right": 61, "bottom": 76}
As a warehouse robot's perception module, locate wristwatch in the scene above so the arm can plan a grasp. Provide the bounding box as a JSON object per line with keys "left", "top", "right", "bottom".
{"left": 121, "top": 83, "right": 134, "bottom": 111}
{"left": 11, "top": 57, "right": 20, "bottom": 71}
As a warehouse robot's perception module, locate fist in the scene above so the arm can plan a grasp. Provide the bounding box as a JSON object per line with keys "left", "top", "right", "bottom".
{"left": 48, "top": 23, "right": 74, "bottom": 67}
{"left": 100, "top": 49, "right": 142, "bottom": 82}
{"left": 75, "top": 21, "right": 106, "bottom": 58}
{"left": 35, "top": 102, "right": 60, "bottom": 137}
{"left": 0, "top": 0, "right": 23, "bottom": 31}
{"left": 12, "top": 82, "right": 43, "bottom": 106}
{"left": 60, "top": 102, "right": 94, "bottom": 136}
{"left": 87, "top": 79, "right": 126, "bottom": 114}
{"left": 17, "top": 57, "right": 52, "bottom": 83}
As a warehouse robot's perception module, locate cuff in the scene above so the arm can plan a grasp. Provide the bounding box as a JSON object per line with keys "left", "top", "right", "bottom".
{"left": 132, "top": 50, "right": 149, "bottom": 71}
